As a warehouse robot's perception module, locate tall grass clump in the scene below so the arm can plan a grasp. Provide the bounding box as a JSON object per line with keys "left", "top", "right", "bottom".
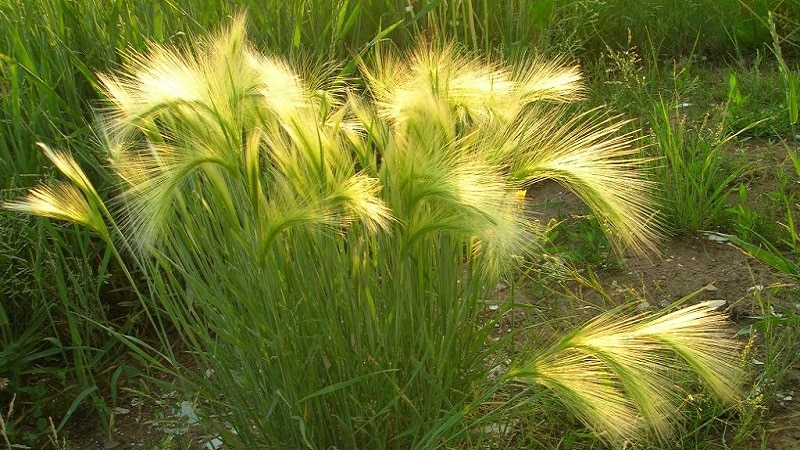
{"left": 650, "top": 99, "right": 753, "bottom": 235}
{"left": 6, "top": 16, "right": 745, "bottom": 448}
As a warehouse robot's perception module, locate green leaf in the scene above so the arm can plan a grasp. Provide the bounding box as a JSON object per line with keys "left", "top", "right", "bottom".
{"left": 56, "top": 386, "right": 98, "bottom": 433}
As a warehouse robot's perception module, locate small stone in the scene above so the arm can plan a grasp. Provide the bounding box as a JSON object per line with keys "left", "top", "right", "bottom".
{"left": 701, "top": 300, "right": 727, "bottom": 310}
{"left": 707, "top": 233, "right": 729, "bottom": 243}
{"left": 204, "top": 437, "right": 224, "bottom": 450}
{"left": 179, "top": 401, "right": 200, "bottom": 425}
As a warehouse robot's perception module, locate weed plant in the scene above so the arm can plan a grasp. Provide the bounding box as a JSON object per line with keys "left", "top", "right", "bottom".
{"left": 4, "top": 17, "right": 748, "bottom": 448}
{"left": 650, "top": 99, "right": 753, "bottom": 235}
{"left": 0, "top": 201, "right": 126, "bottom": 445}
{"left": 736, "top": 288, "right": 800, "bottom": 447}
{"left": 724, "top": 59, "right": 795, "bottom": 138}
{"left": 721, "top": 9, "right": 800, "bottom": 139}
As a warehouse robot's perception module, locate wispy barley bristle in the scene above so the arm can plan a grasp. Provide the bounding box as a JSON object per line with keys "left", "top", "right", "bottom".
{"left": 4, "top": 183, "right": 107, "bottom": 239}
{"left": 509, "top": 301, "right": 742, "bottom": 445}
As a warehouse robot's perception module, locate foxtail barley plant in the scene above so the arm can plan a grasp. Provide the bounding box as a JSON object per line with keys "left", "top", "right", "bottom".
{"left": 6, "top": 16, "right": 742, "bottom": 449}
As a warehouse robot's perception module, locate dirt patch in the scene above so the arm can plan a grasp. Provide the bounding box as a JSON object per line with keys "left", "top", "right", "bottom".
{"left": 604, "top": 236, "right": 794, "bottom": 312}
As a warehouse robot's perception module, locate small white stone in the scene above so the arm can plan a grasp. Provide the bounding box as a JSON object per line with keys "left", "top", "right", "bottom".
{"left": 707, "top": 233, "right": 729, "bottom": 243}
{"left": 179, "top": 401, "right": 200, "bottom": 425}
{"left": 204, "top": 437, "right": 224, "bottom": 450}
{"left": 700, "top": 300, "right": 727, "bottom": 310}
{"left": 480, "top": 423, "right": 509, "bottom": 436}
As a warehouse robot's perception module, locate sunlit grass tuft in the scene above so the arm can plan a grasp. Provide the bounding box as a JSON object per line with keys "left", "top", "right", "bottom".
{"left": 508, "top": 301, "right": 742, "bottom": 446}
{"left": 4, "top": 183, "right": 107, "bottom": 240}
{"left": 4, "top": 16, "right": 744, "bottom": 449}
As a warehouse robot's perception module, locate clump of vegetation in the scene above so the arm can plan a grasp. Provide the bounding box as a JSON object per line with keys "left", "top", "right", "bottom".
{"left": 650, "top": 99, "right": 752, "bottom": 235}
{"left": 5, "top": 1, "right": 800, "bottom": 448}
{"left": 4, "top": 17, "right": 745, "bottom": 448}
